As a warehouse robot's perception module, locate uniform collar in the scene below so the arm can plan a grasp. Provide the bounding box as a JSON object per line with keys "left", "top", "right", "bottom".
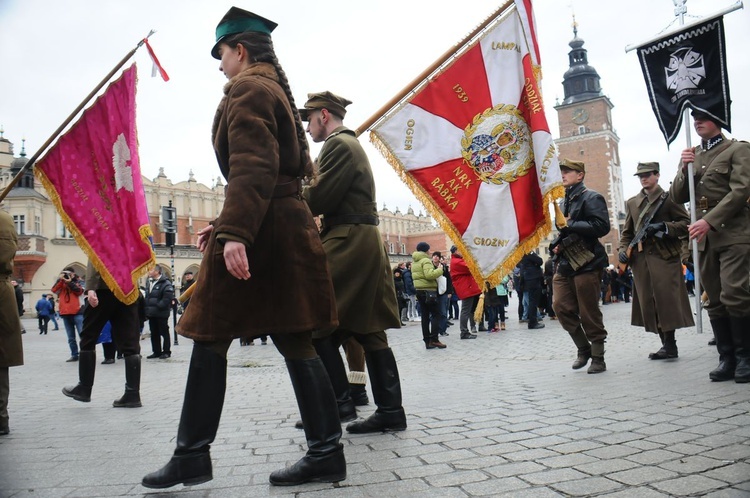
{"left": 223, "top": 63, "right": 278, "bottom": 95}
{"left": 324, "top": 126, "right": 354, "bottom": 142}
{"left": 702, "top": 134, "right": 724, "bottom": 151}
{"left": 638, "top": 184, "right": 664, "bottom": 204}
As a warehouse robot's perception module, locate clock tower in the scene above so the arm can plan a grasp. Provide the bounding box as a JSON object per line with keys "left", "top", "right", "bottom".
{"left": 554, "top": 23, "right": 625, "bottom": 265}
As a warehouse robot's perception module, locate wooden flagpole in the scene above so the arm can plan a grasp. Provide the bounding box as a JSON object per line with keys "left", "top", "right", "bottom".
{"left": 354, "top": 0, "right": 515, "bottom": 137}
{"left": 0, "top": 32, "right": 156, "bottom": 203}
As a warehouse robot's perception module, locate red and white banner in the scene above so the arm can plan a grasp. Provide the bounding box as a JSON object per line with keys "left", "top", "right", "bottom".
{"left": 371, "top": 0, "right": 562, "bottom": 286}
{"left": 36, "top": 64, "right": 155, "bottom": 304}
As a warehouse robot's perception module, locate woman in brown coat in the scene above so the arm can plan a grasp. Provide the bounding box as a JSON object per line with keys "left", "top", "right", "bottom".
{"left": 142, "top": 7, "right": 342, "bottom": 489}
{"left": 0, "top": 208, "right": 23, "bottom": 435}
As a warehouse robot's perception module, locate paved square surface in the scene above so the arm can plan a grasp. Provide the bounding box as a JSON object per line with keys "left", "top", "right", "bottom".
{"left": 1, "top": 297, "right": 748, "bottom": 497}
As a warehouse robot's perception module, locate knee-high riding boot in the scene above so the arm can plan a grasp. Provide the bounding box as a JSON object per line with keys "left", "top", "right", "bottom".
{"left": 270, "top": 358, "right": 346, "bottom": 486}
{"left": 709, "top": 317, "right": 735, "bottom": 381}
{"left": 113, "top": 354, "right": 142, "bottom": 408}
{"left": 294, "top": 338, "right": 357, "bottom": 429}
{"left": 62, "top": 350, "right": 96, "bottom": 402}
{"left": 347, "top": 348, "right": 407, "bottom": 433}
{"left": 141, "top": 344, "right": 227, "bottom": 489}
{"left": 729, "top": 315, "right": 750, "bottom": 383}
{"left": 314, "top": 338, "right": 356, "bottom": 422}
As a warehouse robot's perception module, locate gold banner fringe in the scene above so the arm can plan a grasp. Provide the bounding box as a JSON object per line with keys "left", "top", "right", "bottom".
{"left": 371, "top": 130, "right": 564, "bottom": 291}
{"left": 35, "top": 167, "right": 155, "bottom": 305}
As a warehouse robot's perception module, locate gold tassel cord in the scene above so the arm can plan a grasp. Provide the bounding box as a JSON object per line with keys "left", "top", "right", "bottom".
{"left": 473, "top": 291, "right": 486, "bottom": 323}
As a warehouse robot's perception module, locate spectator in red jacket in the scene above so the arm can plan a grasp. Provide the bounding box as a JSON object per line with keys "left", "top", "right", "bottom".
{"left": 450, "top": 246, "right": 481, "bottom": 339}
{"left": 51, "top": 267, "right": 84, "bottom": 362}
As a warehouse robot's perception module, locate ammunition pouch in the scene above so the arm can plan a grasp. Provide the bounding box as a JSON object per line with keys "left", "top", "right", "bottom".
{"left": 653, "top": 236, "right": 682, "bottom": 260}
{"left": 560, "top": 233, "right": 596, "bottom": 271}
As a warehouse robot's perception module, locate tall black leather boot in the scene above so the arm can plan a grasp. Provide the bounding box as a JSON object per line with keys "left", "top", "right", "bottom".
{"left": 314, "top": 338, "right": 356, "bottom": 422}
{"left": 142, "top": 343, "right": 227, "bottom": 489}
{"left": 729, "top": 315, "right": 750, "bottom": 383}
{"left": 270, "top": 358, "right": 346, "bottom": 486}
{"left": 709, "top": 317, "right": 735, "bottom": 382}
{"left": 62, "top": 350, "right": 96, "bottom": 402}
{"left": 113, "top": 354, "right": 142, "bottom": 408}
{"left": 347, "top": 348, "right": 407, "bottom": 433}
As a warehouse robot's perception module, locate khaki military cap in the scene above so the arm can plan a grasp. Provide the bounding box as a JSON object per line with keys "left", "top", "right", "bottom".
{"left": 634, "top": 162, "right": 660, "bottom": 176}
{"left": 559, "top": 159, "right": 585, "bottom": 173}
{"left": 299, "top": 91, "right": 352, "bottom": 121}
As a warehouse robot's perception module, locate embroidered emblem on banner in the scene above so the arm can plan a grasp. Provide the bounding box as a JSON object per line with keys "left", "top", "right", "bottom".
{"left": 462, "top": 104, "right": 532, "bottom": 185}
{"left": 666, "top": 47, "right": 706, "bottom": 95}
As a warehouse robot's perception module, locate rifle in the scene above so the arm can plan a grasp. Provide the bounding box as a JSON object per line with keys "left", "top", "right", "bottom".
{"left": 618, "top": 192, "right": 668, "bottom": 274}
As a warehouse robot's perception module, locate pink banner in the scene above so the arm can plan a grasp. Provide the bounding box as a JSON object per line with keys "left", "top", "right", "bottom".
{"left": 36, "top": 64, "right": 154, "bottom": 304}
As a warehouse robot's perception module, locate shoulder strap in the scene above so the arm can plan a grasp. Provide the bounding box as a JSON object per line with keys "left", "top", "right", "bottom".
{"left": 635, "top": 192, "right": 668, "bottom": 231}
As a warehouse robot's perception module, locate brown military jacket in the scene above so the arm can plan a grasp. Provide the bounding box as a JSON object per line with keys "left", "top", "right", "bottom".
{"left": 0, "top": 210, "right": 23, "bottom": 368}
{"left": 670, "top": 137, "right": 750, "bottom": 249}
{"left": 178, "top": 63, "right": 337, "bottom": 340}
{"left": 303, "top": 127, "right": 401, "bottom": 335}
{"left": 619, "top": 185, "right": 693, "bottom": 332}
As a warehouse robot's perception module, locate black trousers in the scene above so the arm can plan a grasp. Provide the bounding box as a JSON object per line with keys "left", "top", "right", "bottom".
{"left": 148, "top": 317, "right": 171, "bottom": 355}
{"left": 80, "top": 289, "right": 140, "bottom": 357}
{"left": 527, "top": 286, "right": 542, "bottom": 327}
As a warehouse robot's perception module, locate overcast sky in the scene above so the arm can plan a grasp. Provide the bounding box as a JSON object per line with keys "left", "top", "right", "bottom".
{"left": 1, "top": 0, "right": 748, "bottom": 215}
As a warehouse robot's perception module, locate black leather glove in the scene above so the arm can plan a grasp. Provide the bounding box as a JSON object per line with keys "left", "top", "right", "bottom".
{"left": 558, "top": 226, "right": 571, "bottom": 237}
{"left": 618, "top": 251, "right": 629, "bottom": 264}
{"left": 644, "top": 222, "right": 666, "bottom": 239}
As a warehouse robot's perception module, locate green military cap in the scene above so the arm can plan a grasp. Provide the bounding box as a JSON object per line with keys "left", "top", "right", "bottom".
{"left": 211, "top": 7, "right": 278, "bottom": 59}
{"left": 559, "top": 159, "right": 585, "bottom": 173}
{"left": 299, "top": 91, "right": 352, "bottom": 121}
{"left": 634, "top": 162, "right": 660, "bottom": 176}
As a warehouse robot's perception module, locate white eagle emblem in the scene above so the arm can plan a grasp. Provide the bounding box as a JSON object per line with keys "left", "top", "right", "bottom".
{"left": 112, "top": 133, "right": 134, "bottom": 193}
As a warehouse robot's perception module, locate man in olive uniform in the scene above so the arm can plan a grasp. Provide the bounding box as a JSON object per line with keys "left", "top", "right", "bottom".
{"left": 670, "top": 109, "right": 750, "bottom": 383}
{"left": 550, "top": 159, "right": 611, "bottom": 374}
{"left": 301, "top": 91, "right": 406, "bottom": 433}
{"left": 0, "top": 208, "right": 23, "bottom": 435}
{"left": 619, "top": 162, "right": 693, "bottom": 360}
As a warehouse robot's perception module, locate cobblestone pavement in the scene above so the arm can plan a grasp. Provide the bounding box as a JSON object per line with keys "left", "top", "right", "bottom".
{"left": 1, "top": 297, "right": 748, "bottom": 497}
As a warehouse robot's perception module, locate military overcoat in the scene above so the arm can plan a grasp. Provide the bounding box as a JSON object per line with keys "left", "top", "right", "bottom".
{"left": 0, "top": 210, "right": 23, "bottom": 368}
{"left": 620, "top": 185, "right": 694, "bottom": 333}
{"left": 178, "top": 63, "right": 337, "bottom": 340}
{"left": 303, "top": 127, "right": 400, "bottom": 335}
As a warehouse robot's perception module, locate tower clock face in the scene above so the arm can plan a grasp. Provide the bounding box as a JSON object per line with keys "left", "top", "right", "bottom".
{"left": 572, "top": 108, "right": 589, "bottom": 124}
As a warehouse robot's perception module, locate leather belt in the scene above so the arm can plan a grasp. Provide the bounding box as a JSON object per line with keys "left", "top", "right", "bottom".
{"left": 323, "top": 214, "right": 379, "bottom": 227}
{"left": 697, "top": 196, "right": 720, "bottom": 210}
{"left": 273, "top": 178, "right": 302, "bottom": 199}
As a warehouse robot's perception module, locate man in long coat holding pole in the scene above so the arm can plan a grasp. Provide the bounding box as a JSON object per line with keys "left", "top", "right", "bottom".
{"left": 301, "top": 91, "right": 406, "bottom": 433}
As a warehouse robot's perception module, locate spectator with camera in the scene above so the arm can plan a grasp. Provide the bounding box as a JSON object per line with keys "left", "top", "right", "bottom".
{"left": 51, "top": 267, "right": 85, "bottom": 362}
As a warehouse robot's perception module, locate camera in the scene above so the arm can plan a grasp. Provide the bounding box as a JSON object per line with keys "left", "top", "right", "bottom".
{"left": 61, "top": 271, "right": 72, "bottom": 281}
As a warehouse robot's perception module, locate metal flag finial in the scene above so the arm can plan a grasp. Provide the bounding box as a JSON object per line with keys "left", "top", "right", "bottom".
{"left": 673, "top": 0, "right": 687, "bottom": 17}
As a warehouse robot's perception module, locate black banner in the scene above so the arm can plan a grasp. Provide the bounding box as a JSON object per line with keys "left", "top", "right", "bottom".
{"left": 637, "top": 16, "right": 731, "bottom": 145}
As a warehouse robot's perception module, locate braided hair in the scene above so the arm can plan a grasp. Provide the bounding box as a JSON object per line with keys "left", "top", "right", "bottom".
{"left": 224, "top": 32, "right": 314, "bottom": 178}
